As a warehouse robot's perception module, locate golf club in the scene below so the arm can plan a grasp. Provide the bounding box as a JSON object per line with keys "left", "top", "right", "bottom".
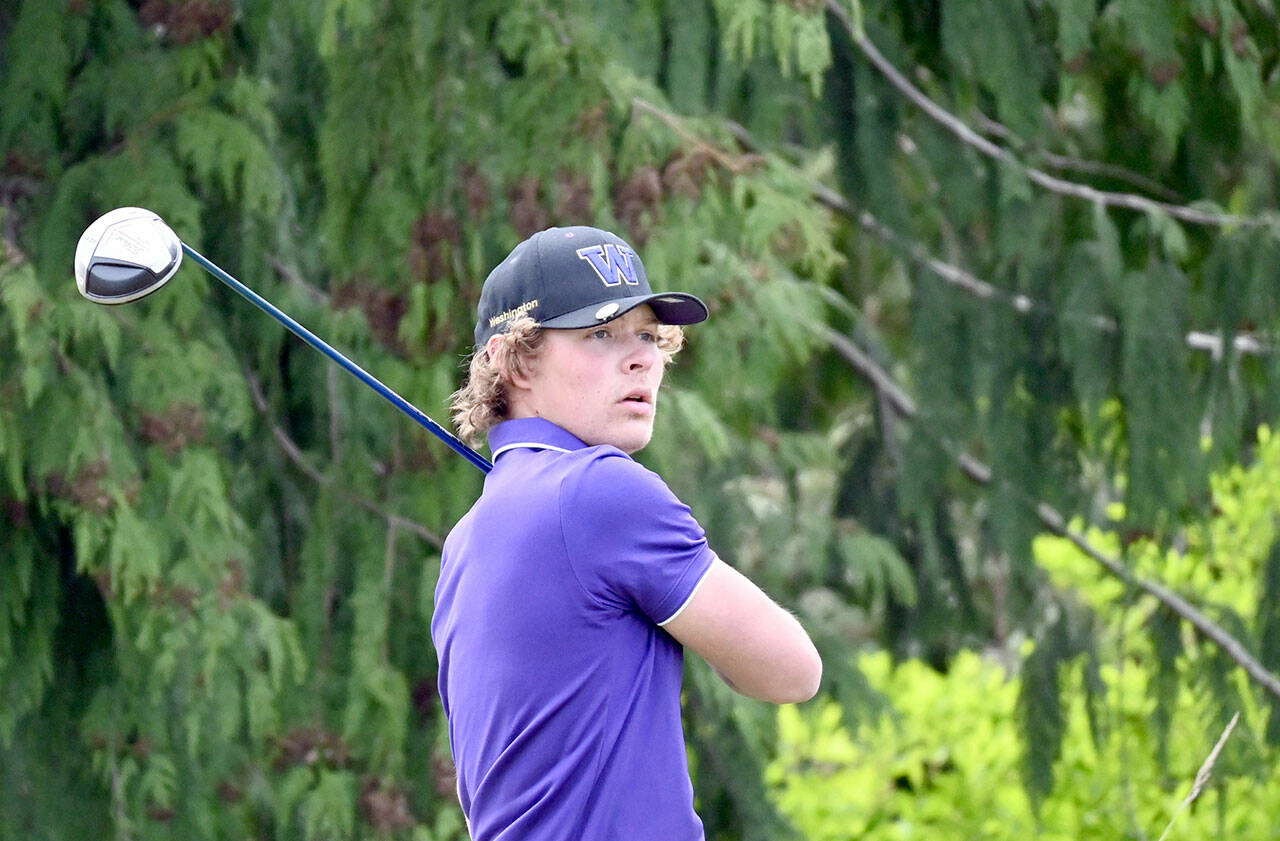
{"left": 74, "top": 206, "right": 493, "bottom": 473}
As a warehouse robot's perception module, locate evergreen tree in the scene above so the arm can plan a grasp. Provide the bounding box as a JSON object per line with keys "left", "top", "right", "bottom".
{"left": 4, "top": 0, "right": 1280, "bottom": 837}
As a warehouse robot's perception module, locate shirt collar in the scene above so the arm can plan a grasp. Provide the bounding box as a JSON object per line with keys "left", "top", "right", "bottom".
{"left": 488, "top": 418, "right": 589, "bottom": 461}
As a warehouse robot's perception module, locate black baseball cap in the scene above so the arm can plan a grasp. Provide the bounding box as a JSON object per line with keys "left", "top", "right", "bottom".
{"left": 474, "top": 226, "right": 708, "bottom": 347}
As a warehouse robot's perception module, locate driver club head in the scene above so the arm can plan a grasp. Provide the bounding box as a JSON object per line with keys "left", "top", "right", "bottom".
{"left": 74, "top": 207, "right": 182, "bottom": 304}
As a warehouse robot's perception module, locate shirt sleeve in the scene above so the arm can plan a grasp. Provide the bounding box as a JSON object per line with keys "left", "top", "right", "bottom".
{"left": 560, "top": 450, "right": 714, "bottom": 624}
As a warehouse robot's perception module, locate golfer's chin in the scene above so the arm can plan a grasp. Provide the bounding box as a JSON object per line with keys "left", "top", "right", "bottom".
{"left": 591, "top": 416, "right": 656, "bottom": 455}
{"left": 615, "top": 432, "right": 653, "bottom": 455}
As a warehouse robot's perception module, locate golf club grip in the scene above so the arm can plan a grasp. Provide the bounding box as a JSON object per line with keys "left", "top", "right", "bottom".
{"left": 181, "top": 244, "right": 493, "bottom": 473}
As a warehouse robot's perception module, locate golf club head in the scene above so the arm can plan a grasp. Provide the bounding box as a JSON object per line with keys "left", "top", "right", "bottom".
{"left": 74, "top": 207, "right": 182, "bottom": 304}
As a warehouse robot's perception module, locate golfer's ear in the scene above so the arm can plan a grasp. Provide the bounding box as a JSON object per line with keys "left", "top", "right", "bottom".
{"left": 487, "top": 333, "right": 532, "bottom": 389}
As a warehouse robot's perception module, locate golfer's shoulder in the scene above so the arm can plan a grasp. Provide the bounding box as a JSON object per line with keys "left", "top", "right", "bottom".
{"left": 559, "top": 445, "right": 672, "bottom": 506}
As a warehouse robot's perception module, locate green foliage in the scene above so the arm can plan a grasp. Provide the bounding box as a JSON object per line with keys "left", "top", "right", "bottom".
{"left": 1118, "top": 260, "right": 1202, "bottom": 526}
{"left": 1052, "top": 0, "right": 1098, "bottom": 65}
{"left": 771, "top": 651, "right": 1032, "bottom": 840}
{"left": 941, "top": 0, "right": 1043, "bottom": 135}
{"left": 7, "top": 0, "right": 1280, "bottom": 836}
{"left": 770, "top": 647, "right": 1280, "bottom": 840}
{"left": 714, "top": 0, "right": 834, "bottom": 94}
{"left": 772, "top": 425, "right": 1280, "bottom": 839}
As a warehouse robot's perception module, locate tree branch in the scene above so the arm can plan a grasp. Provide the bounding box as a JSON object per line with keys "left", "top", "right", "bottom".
{"left": 969, "top": 111, "right": 1184, "bottom": 203}
{"left": 824, "top": 0, "right": 1272, "bottom": 230}
{"left": 631, "top": 97, "right": 763, "bottom": 174}
{"left": 638, "top": 81, "right": 1280, "bottom": 698}
{"left": 850, "top": 206, "right": 1268, "bottom": 358}
{"left": 821, "top": 327, "right": 1280, "bottom": 701}
{"left": 267, "top": 255, "right": 329, "bottom": 304}
{"left": 725, "top": 115, "right": 1271, "bottom": 358}
{"left": 244, "top": 370, "right": 444, "bottom": 549}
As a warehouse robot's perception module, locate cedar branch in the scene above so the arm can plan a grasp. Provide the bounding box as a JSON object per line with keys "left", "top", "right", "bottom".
{"left": 244, "top": 370, "right": 444, "bottom": 549}
{"left": 631, "top": 97, "right": 763, "bottom": 174}
{"left": 733, "top": 57, "right": 1280, "bottom": 698}
{"left": 822, "top": 328, "right": 1280, "bottom": 701}
{"left": 969, "top": 111, "right": 1183, "bottom": 203}
{"left": 721, "top": 112, "right": 1271, "bottom": 358}
{"left": 824, "top": 0, "right": 1271, "bottom": 230}
{"left": 848, "top": 205, "right": 1268, "bottom": 359}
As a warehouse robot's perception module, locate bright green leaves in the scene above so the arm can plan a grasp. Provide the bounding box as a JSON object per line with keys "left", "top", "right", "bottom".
{"left": 771, "top": 643, "right": 1280, "bottom": 841}
{"left": 1260, "top": 539, "right": 1280, "bottom": 744}
{"left": 1026, "top": 425, "right": 1280, "bottom": 801}
{"left": 771, "top": 652, "right": 1033, "bottom": 841}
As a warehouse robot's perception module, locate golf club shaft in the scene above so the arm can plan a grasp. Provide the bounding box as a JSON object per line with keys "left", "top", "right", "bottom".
{"left": 181, "top": 244, "right": 493, "bottom": 473}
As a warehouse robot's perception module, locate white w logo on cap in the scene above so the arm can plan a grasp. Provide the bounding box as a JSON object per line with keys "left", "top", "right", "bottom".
{"left": 575, "top": 244, "right": 641, "bottom": 287}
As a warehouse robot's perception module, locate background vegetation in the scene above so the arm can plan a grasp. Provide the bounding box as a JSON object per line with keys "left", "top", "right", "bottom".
{"left": 3, "top": 0, "right": 1280, "bottom": 838}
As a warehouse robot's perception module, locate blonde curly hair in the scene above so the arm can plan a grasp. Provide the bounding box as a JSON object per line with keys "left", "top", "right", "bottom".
{"left": 451, "top": 315, "right": 686, "bottom": 447}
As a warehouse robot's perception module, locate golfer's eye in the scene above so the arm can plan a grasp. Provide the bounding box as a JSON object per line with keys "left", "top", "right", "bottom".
{"left": 589, "top": 328, "right": 610, "bottom": 340}
{"left": 638, "top": 331, "right": 657, "bottom": 343}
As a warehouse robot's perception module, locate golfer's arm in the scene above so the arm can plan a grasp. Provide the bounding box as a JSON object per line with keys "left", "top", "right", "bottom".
{"left": 662, "top": 558, "right": 822, "bottom": 703}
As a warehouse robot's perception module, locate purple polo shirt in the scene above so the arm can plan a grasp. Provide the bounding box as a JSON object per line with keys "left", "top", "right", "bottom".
{"left": 432, "top": 418, "right": 714, "bottom": 841}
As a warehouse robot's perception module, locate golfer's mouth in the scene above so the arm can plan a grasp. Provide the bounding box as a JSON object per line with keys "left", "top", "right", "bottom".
{"left": 621, "top": 390, "right": 653, "bottom": 409}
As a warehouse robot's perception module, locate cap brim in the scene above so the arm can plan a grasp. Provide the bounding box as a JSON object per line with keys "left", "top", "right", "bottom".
{"left": 539, "top": 292, "right": 708, "bottom": 330}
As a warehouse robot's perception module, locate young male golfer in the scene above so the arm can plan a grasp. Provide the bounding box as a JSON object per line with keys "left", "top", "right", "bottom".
{"left": 432, "top": 226, "right": 822, "bottom": 840}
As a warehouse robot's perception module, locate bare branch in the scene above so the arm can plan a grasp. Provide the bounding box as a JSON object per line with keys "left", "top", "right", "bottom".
{"left": 853, "top": 208, "right": 1038, "bottom": 312}
{"left": 1035, "top": 508, "right": 1280, "bottom": 699}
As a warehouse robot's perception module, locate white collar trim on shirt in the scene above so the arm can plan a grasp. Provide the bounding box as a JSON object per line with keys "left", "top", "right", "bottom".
{"left": 491, "top": 441, "right": 574, "bottom": 460}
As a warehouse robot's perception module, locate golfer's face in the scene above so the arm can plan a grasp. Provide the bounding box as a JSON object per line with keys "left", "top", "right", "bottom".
{"left": 521, "top": 305, "right": 665, "bottom": 453}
